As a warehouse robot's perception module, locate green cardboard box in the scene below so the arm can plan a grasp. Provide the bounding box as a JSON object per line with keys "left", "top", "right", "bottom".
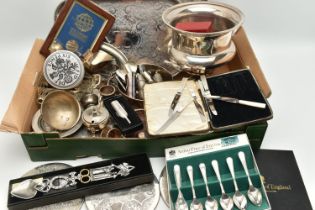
{"left": 0, "top": 28, "right": 272, "bottom": 161}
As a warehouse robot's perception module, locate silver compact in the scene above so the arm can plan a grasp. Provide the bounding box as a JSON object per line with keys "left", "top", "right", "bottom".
{"left": 43, "top": 50, "right": 85, "bottom": 90}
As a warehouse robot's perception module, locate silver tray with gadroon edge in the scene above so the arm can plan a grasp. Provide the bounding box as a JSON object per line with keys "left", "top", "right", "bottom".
{"left": 55, "top": 0, "right": 184, "bottom": 75}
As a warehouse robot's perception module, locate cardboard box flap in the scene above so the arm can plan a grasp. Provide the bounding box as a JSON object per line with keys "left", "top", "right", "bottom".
{"left": 0, "top": 39, "right": 44, "bottom": 133}
{"left": 233, "top": 27, "right": 272, "bottom": 97}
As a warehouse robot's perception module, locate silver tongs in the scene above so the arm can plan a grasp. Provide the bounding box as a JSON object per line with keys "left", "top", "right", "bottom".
{"left": 200, "top": 75, "right": 218, "bottom": 116}
{"left": 189, "top": 88, "right": 206, "bottom": 122}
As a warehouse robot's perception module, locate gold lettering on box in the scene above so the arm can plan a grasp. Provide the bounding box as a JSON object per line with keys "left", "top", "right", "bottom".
{"left": 69, "top": 28, "right": 88, "bottom": 43}
{"left": 261, "top": 176, "right": 292, "bottom": 193}
{"left": 177, "top": 142, "right": 222, "bottom": 155}
{"left": 265, "top": 184, "right": 292, "bottom": 192}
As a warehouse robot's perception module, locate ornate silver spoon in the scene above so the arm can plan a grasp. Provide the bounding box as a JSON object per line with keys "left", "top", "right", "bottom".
{"left": 187, "top": 165, "right": 203, "bottom": 210}
{"left": 173, "top": 165, "right": 189, "bottom": 210}
{"left": 226, "top": 157, "right": 247, "bottom": 210}
{"left": 199, "top": 163, "right": 218, "bottom": 210}
{"left": 238, "top": 151, "right": 263, "bottom": 206}
{"left": 211, "top": 160, "right": 234, "bottom": 210}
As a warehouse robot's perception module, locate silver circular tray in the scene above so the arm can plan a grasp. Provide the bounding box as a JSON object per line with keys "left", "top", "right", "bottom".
{"left": 159, "top": 166, "right": 170, "bottom": 207}
{"left": 31, "top": 109, "right": 83, "bottom": 138}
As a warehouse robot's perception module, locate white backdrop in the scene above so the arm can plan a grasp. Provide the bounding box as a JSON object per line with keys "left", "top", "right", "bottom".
{"left": 0, "top": 0, "right": 314, "bottom": 209}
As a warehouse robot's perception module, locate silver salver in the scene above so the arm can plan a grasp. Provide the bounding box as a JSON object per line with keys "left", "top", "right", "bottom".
{"left": 159, "top": 166, "right": 170, "bottom": 207}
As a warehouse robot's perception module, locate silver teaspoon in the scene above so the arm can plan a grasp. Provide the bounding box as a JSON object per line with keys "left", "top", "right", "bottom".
{"left": 238, "top": 152, "right": 263, "bottom": 206}
{"left": 174, "top": 165, "right": 189, "bottom": 210}
{"left": 199, "top": 163, "right": 218, "bottom": 210}
{"left": 211, "top": 160, "right": 234, "bottom": 210}
{"left": 226, "top": 157, "right": 247, "bottom": 210}
{"left": 187, "top": 165, "right": 204, "bottom": 210}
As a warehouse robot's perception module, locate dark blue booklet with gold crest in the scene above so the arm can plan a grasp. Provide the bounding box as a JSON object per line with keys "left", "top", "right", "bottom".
{"left": 254, "top": 150, "right": 313, "bottom": 210}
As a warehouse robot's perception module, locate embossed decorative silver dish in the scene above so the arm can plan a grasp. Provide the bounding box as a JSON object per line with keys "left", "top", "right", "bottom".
{"left": 85, "top": 178, "right": 160, "bottom": 210}
{"left": 55, "top": 0, "right": 181, "bottom": 74}
{"left": 43, "top": 50, "right": 85, "bottom": 90}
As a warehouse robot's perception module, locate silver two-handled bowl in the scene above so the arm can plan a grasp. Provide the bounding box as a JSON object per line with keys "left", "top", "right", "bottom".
{"left": 162, "top": 1, "right": 244, "bottom": 73}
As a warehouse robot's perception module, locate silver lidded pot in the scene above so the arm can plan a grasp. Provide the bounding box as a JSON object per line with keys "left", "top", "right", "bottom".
{"left": 162, "top": 2, "right": 244, "bottom": 73}
{"left": 82, "top": 103, "right": 110, "bottom": 135}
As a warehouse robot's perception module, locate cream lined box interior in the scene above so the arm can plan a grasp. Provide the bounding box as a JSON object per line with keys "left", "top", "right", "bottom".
{"left": 144, "top": 80, "right": 210, "bottom": 136}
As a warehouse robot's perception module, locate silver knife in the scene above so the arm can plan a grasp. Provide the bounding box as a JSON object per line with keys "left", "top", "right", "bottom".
{"left": 189, "top": 88, "right": 206, "bottom": 122}
{"left": 157, "top": 101, "right": 192, "bottom": 134}
{"left": 169, "top": 77, "right": 188, "bottom": 116}
{"left": 208, "top": 95, "right": 266, "bottom": 109}
{"left": 200, "top": 75, "right": 218, "bottom": 115}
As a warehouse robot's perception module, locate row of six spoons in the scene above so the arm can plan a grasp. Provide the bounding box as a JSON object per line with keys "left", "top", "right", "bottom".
{"left": 173, "top": 151, "right": 263, "bottom": 210}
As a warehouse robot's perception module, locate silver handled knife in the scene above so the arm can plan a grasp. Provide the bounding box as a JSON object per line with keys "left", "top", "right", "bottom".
{"left": 169, "top": 77, "right": 188, "bottom": 116}
{"left": 208, "top": 95, "right": 266, "bottom": 109}
{"left": 200, "top": 75, "right": 218, "bottom": 116}
{"left": 189, "top": 88, "right": 206, "bottom": 122}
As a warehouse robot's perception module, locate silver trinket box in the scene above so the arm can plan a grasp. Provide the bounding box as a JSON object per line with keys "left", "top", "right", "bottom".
{"left": 43, "top": 50, "right": 85, "bottom": 90}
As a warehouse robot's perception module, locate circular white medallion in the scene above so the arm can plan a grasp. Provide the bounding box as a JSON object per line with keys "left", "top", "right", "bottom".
{"left": 43, "top": 50, "right": 85, "bottom": 89}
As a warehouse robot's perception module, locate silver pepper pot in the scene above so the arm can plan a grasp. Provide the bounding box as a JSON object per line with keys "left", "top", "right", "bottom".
{"left": 82, "top": 102, "right": 110, "bottom": 135}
